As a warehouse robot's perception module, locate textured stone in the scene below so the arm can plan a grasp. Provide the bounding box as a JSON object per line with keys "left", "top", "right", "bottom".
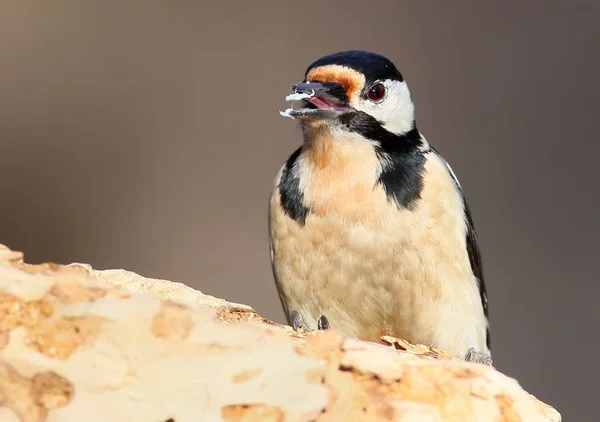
{"left": 0, "top": 244, "right": 561, "bottom": 421}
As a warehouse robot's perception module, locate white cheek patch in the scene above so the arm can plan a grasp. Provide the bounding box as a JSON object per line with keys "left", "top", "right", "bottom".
{"left": 352, "top": 80, "right": 415, "bottom": 135}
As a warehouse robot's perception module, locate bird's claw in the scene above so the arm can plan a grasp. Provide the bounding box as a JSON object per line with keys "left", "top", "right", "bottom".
{"left": 290, "top": 310, "right": 330, "bottom": 333}
{"left": 464, "top": 347, "right": 493, "bottom": 366}
{"left": 317, "top": 315, "right": 330, "bottom": 330}
{"left": 291, "top": 310, "right": 309, "bottom": 332}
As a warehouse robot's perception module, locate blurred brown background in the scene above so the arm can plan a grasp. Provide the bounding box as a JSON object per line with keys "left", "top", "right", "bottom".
{"left": 0, "top": 1, "right": 597, "bottom": 419}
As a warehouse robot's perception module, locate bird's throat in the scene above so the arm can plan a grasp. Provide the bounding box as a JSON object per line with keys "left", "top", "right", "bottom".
{"left": 298, "top": 130, "right": 383, "bottom": 221}
{"left": 301, "top": 130, "right": 378, "bottom": 173}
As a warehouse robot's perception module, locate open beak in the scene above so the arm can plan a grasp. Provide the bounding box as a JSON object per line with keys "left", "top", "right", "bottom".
{"left": 280, "top": 82, "right": 353, "bottom": 121}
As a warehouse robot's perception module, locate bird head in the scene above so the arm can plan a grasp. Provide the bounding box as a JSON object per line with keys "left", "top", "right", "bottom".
{"left": 280, "top": 51, "right": 416, "bottom": 140}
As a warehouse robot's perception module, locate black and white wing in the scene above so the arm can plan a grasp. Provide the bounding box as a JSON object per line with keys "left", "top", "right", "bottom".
{"left": 431, "top": 147, "right": 490, "bottom": 350}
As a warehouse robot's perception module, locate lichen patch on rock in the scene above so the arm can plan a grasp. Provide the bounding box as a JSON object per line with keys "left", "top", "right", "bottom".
{"left": 0, "top": 362, "right": 72, "bottom": 422}
{"left": 151, "top": 300, "right": 194, "bottom": 340}
{"left": 0, "top": 293, "right": 55, "bottom": 349}
{"left": 26, "top": 315, "right": 107, "bottom": 359}
{"left": 49, "top": 282, "right": 107, "bottom": 305}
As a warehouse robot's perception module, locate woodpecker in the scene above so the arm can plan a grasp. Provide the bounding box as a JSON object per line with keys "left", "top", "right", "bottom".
{"left": 269, "top": 50, "right": 491, "bottom": 365}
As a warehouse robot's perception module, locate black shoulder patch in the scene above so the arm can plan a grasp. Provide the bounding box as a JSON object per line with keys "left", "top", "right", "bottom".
{"left": 375, "top": 125, "right": 426, "bottom": 210}
{"left": 338, "top": 111, "right": 426, "bottom": 210}
{"left": 378, "top": 149, "right": 426, "bottom": 210}
{"left": 278, "top": 146, "right": 309, "bottom": 226}
{"left": 430, "top": 147, "right": 490, "bottom": 350}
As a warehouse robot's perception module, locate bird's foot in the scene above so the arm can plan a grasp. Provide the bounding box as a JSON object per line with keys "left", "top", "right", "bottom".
{"left": 290, "top": 310, "right": 330, "bottom": 333}
{"left": 290, "top": 310, "right": 310, "bottom": 332}
{"left": 317, "top": 315, "right": 330, "bottom": 330}
{"left": 464, "top": 347, "right": 493, "bottom": 366}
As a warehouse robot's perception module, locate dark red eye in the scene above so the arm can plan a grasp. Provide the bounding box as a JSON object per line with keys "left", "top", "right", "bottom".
{"left": 367, "top": 83, "right": 386, "bottom": 101}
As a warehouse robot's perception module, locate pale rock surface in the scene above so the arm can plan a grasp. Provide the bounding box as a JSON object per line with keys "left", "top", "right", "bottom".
{"left": 0, "top": 244, "right": 561, "bottom": 422}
